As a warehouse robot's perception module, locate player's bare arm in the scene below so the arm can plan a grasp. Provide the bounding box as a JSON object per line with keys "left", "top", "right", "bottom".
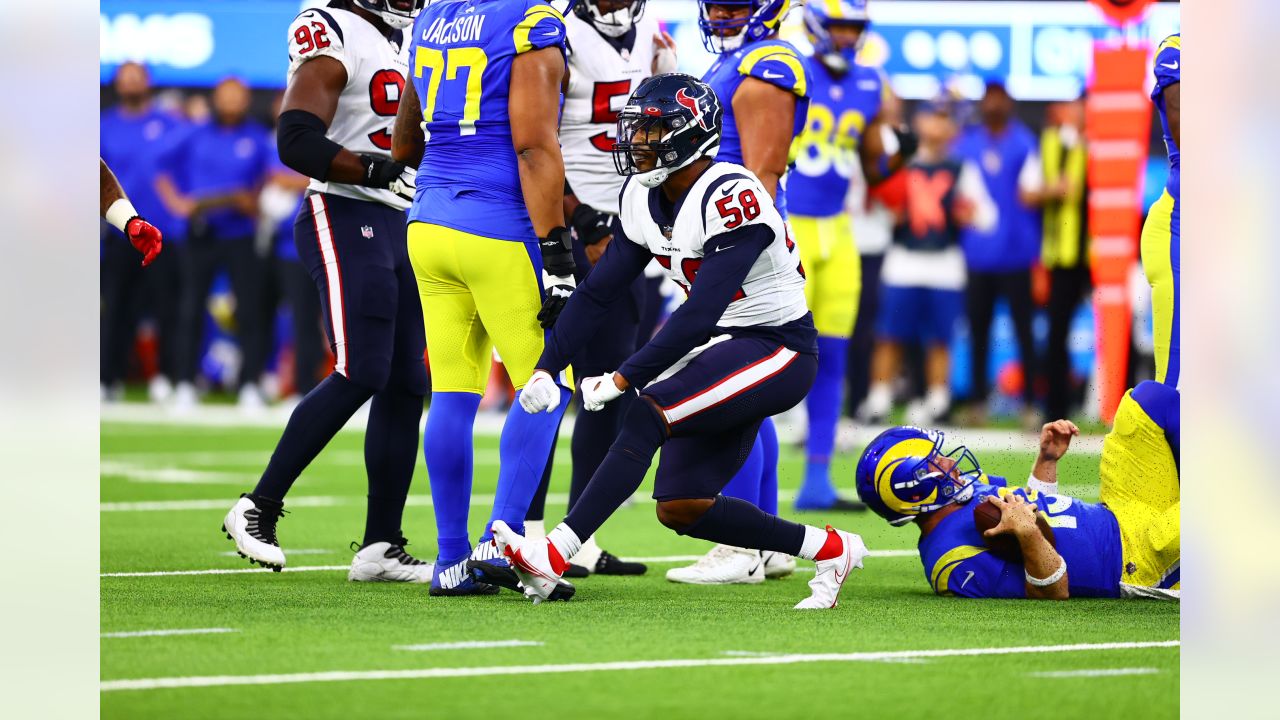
{"left": 733, "top": 77, "right": 795, "bottom": 200}
{"left": 982, "top": 494, "right": 1069, "bottom": 600}
{"left": 102, "top": 157, "right": 162, "bottom": 266}
{"left": 279, "top": 55, "right": 368, "bottom": 184}
{"left": 511, "top": 46, "right": 569, "bottom": 238}
{"left": 391, "top": 78, "right": 424, "bottom": 168}
{"left": 1032, "top": 419, "right": 1080, "bottom": 485}
{"left": 100, "top": 158, "right": 126, "bottom": 216}
{"left": 1165, "top": 82, "right": 1180, "bottom": 150}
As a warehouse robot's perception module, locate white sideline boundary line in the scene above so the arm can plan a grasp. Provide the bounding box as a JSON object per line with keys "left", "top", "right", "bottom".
{"left": 100, "top": 550, "right": 916, "bottom": 578}
{"left": 1029, "top": 668, "right": 1160, "bottom": 678}
{"left": 393, "top": 641, "right": 544, "bottom": 652}
{"left": 102, "top": 628, "right": 237, "bottom": 639}
{"left": 100, "top": 640, "right": 1178, "bottom": 692}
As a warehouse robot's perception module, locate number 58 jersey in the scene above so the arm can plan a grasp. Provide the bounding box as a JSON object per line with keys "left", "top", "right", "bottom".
{"left": 619, "top": 162, "right": 809, "bottom": 330}
{"left": 406, "top": 0, "right": 568, "bottom": 242}
{"left": 287, "top": 3, "right": 411, "bottom": 210}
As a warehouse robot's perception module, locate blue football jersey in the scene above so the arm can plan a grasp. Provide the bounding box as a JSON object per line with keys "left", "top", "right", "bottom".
{"left": 788, "top": 61, "right": 885, "bottom": 218}
{"left": 1152, "top": 34, "right": 1180, "bottom": 201}
{"left": 406, "top": 0, "right": 567, "bottom": 241}
{"left": 918, "top": 484, "right": 1124, "bottom": 599}
{"left": 702, "top": 38, "right": 811, "bottom": 218}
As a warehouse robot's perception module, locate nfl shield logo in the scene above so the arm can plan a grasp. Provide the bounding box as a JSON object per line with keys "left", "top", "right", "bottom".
{"left": 361, "top": 225, "right": 375, "bottom": 239}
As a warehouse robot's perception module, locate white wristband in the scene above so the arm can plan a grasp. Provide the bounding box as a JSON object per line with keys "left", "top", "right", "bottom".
{"left": 105, "top": 198, "right": 138, "bottom": 233}
{"left": 1027, "top": 472, "right": 1058, "bottom": 495}
{"left": 1025, "top": 558, "right": 1067, "bottom": 587}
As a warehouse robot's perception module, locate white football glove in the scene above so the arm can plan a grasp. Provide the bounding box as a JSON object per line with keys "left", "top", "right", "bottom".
{"left": 519, "top": 370, "right": 561, "bottom": 414}
{"left": 652, "top": 31, "right": 678, "bottom": 75}
{"left": 389, "top": 164, "right": 417, "bottom": 205}
{"left": 581, "top": 372, "right": 624, "bottom": 412}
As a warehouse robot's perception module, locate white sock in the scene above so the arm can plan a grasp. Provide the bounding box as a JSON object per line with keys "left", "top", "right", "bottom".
{"left": 524, "top": 519, "right": 546, "bottom": 541}
{"left": 866, "top": 382, "right": 892, "bottom": 416}
{"left": 797, "top": 525, "right": 830, "bottom": 562}
{"left": 547, "top": 523, "right": 583, "bottom": 563}
{"left": 572, "top": 534, "right": 603, "bottom": 568}
{"left": 924, "top": 385, "right": 950, "bottom": 420}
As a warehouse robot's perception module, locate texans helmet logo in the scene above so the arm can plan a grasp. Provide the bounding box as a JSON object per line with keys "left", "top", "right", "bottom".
{"left": 675, "top": 88, "right": 710, "bottom": 131}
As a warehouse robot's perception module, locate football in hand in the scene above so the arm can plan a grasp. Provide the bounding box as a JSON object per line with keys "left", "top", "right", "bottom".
{"left": 972, "top": 499, "right": 1056, "bottom": 562}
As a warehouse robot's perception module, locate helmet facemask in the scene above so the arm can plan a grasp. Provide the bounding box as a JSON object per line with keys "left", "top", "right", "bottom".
{"left": 882, "top": 434, "right": 984, "bottom": 525}
{"left": 613, "top": 106, "right": 718, "bottom": 188}
{"left": 698, "top": 0, "right": 786, "bottom": 54}
{"left": 354, "top": 0, "right": 427, "bottom": 29}
{"left": 576, "top": 0, "right": 646, "bottom": 38}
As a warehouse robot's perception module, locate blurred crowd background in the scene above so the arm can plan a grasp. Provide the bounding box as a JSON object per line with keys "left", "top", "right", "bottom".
{"left": 99, "top": 0, "right": 1179, "bottom": 429}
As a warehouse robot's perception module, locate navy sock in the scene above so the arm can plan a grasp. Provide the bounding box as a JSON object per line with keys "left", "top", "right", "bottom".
{"left": 482, "top": 386, "right": 570, "bottom": 542}
{"left": 423, "top": 391, "right": 481, "bottom": 564}
{"left": 758, "top": 417, "right": 779, "bottom": 516}
{"left": 568, "top": 390, "right": 631, "bottom": 511}
{"left": 362, "top": 390, "right": 424, "bottom": 546}
{"left": 679, "top": 495, "right": 806, "bottom": 555}
{"left": 254, "top": 373, "right": 374, "bottom": 501}
{"left": 564, "top": 400, "right": 665, "bottom": 540}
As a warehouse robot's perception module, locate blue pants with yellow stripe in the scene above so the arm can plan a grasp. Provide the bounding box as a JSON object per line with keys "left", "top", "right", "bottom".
{"left": 1141, "top": 189, "right": 1180, "bottom": 388}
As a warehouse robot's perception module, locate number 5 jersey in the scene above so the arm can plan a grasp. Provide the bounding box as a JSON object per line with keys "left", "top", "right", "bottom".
{"left": 287, "top": 2, "right": 411, "bottom": 210}
{"left": 405, "top": 0, "right": 569, "bottom": 241}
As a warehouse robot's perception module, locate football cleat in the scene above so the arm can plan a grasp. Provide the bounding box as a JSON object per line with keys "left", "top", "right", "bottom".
{"left": 490, "top": 520, "right": 575, "bottom": 604}
{"left": 429, "top": 555, "right": 500, "bottom": 597}
{"left": 665, "top": 544, "right": 764, "bottom": 585}
{"left": 762, "top": 551, "right": 796, "bottom": 579}
{"left": 468, "top": 536, "right": 576, "bottom": 601}
{"left": 593, "top": 550, "right": 647, "bottom": 576}
{"left": 794, "top": 528, "right": 869, "bottom": 610}
{"left": 348, "top": 539, "right": 432, "bottom": 583}
{"left": 222, "top": 494, "right": 286, "bottom": 571}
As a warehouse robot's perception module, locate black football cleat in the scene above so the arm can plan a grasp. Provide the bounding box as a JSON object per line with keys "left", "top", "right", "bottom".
{"left": 593, "top": 551, "right": 648, "bottom": 576}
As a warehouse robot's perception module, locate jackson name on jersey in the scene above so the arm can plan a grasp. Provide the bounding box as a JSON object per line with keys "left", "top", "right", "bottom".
{"left": 619, "top": 162, "right": 809, "bottom": 330}
{"left": 561, "top": 11, "right": 659, "bottom": 216}
{"left": 287, "top": 2, "right": 411, "bottom": 209}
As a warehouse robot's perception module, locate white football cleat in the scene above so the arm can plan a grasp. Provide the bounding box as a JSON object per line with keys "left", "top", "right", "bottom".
{"left": 794, "top": 527, "right": 868, "bottom": 610}
{"left": 490, "top": 520, "right": 566, "bottom": 603}
{"left": 665, "top": 544, "right": 764, "bottom": 585}
{"left": 762, "top": 551, "right": 796, "bottom": 579}
{"left": 222, "top": 494, "right": 286, "bottom": 571}
{"left": 348, "top": 540, "right": 432, "bottom": 583}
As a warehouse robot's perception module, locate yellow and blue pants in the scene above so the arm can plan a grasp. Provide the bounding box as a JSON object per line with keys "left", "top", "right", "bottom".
{"left": 1140, "top": 189, "right": 1180, "bottom": 388}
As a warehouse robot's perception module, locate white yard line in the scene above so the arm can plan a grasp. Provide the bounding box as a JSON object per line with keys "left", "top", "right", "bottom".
{"left": 392, "top": 641, "right": 544, "bottom": 652}
{"left": 101, "top": 551, "right": 916, "bottom": 578}
{"left": 100, "top": 640, "right": 1178, "bottom": 692}
{"left": 1029, "top": 668, "right": 1161, "bottom": 678}
{"left": 219, "top": 549, "right": 332, "bottom": 557}
{"left": 102, "top": 628, "right": 238, "bottom": 639}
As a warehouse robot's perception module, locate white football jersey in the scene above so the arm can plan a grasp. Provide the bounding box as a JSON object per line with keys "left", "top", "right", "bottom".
{"left": 619, "top": 163, "right": 809, "bottom": 329}
{"left": 286, "top": 4, "right": 410, "bottom": 210}
{"left": 561, "top": 13, "right": 660, "bottom": 215}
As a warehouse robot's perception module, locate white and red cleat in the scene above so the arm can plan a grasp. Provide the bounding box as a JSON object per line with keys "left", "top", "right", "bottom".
{"left": 794, "top": 527, "right": 869, "bottom": 610}
{"left": 489, "top": 520, "right": 571, "bottom": 604}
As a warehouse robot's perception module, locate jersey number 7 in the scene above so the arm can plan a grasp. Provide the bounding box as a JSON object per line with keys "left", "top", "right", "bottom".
{"left": 414, "top": 47, "right": 489, "bottom": 139}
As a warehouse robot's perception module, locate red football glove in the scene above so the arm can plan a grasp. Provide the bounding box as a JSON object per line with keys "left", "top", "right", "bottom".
{"left": 125, "top": 216, "right": 163, "bottom": 267}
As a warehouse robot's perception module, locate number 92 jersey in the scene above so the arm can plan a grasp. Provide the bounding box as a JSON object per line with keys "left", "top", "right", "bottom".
{"left": 918, "top": 483, "right": 1124, "bottom": 599}
{"left": 619, "top": 162, "right": 809, "bottom": 330}
{"left": 406, "top": 0, "right": 568, "bottom": 242}
{"left": 287, "top": 3, "right": 411, "bottom": 210}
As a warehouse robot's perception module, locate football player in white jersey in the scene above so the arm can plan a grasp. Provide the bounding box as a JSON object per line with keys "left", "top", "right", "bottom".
{"left": 499, "top": 75, "right": 869, "bottom": 609}
{"left": 222, "top": 0, "right": 435, "bottom": 584}
{"left": 523, "top": 0, "right": 675, "bottom": 578}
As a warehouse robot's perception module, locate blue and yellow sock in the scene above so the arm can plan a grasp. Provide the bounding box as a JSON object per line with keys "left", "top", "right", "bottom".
{"left": 796, "top": 336, "right": 849, "bottom": 509}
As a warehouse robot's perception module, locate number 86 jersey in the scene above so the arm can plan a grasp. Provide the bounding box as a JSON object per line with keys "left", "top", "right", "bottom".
{"left": 287, "top": 3, "right": 411, "bottom": 210}
{"left": 619, "top": 162, "right": 809, "bottom": 330}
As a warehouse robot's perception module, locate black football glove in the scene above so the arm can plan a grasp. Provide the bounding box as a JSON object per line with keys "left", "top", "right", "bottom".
{"left": 359, "top": 154, "right": 416, "bottom": 204}
{"left": 891, "top": 125, "right": 920, "bottom": 163}
{"left": 537, "top": 226, "right": 577, "bottom": 329}
{"left": 570, "top": 203, "right": 613, "bottom": 246}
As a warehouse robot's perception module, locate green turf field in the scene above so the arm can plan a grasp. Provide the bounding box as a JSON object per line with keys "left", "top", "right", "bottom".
{"left": 101, "top": 417, "right": 1179, "bottom": 719}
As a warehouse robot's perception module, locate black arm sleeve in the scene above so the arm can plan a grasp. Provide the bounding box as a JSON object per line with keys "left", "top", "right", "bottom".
{"left": 535, "top": 231, "right": 653, "bottom": 374}
{"left": 277, "top": 109, "right": 344, "bottom": 182}
{"left": 617, "top": 224, "right": 773, "bottom": 388}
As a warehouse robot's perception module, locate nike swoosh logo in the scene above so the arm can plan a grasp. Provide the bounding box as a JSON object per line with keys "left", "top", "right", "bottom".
{"left": 960, "top": 570, "right": 975, "bottom": 589}
{"left": 1161, "top": 61, "right": 1178, "bottom": 70}
{"left": 762, "top": 70, "right": 785, "bottom": 79}
{"left": 749, "top": 562, "right": 762, "bottom": 576}
{"left": 720, "top": 183, "right": 738, "bottom": 196}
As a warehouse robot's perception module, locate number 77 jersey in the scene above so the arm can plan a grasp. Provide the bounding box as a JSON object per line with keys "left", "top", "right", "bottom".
{"left": 406, "top": 0, "right": 569, "bottom": 242}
